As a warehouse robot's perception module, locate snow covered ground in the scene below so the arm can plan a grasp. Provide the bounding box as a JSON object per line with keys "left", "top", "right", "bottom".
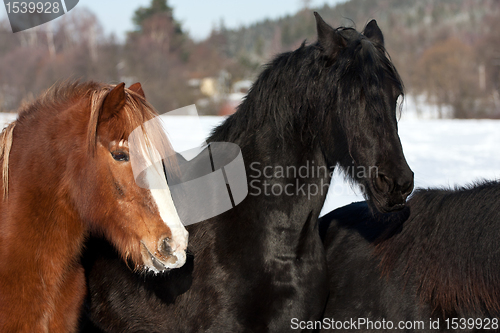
{"left": 1, "top": 110, "right": 498, "bottom": 217}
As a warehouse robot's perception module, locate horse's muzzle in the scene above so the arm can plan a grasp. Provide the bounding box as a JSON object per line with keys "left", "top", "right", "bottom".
{"left": 140, "top": 238, "right": 187, "bottom": 273}
{"left": 371, "top": 172, "right": 414, "bottom": 213}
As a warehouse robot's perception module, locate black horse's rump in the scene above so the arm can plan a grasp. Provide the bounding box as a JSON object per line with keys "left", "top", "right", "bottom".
{"left": 320, "top": 181, "right": 500, "bottom": 332}
{"left": 80, "top": 13, "right": 412, "bottom": 333}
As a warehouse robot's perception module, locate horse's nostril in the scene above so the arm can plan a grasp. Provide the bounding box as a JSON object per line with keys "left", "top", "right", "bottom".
{"left": 159, "top": 237, "right": 173, "bottom": 258}
{"left": 374, "top": 174, "right": 393, "bottom": 193}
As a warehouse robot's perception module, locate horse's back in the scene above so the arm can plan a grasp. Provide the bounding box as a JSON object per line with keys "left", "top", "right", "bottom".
{"left": 320, "top": 183, "right": 500, "bottom": 332}
{"left": 319, "top": 202, "right": 424, "bottom": 332}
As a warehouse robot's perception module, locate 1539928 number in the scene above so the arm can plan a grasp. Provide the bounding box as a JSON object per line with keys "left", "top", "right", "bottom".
{"left": 5, "top": 2, "right": 60, "bottom": 14}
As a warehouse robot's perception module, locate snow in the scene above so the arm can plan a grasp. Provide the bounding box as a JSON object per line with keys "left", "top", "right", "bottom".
{"left": 1, "top": 111, "right": 498, "bottom": 218}
{"left": 0, "top": 114, "right": 17, "bottom": 128}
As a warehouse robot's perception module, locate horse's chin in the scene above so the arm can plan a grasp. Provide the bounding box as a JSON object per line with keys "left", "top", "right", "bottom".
{"left": 364, "top": 182, "right": 408, "bottom": 213}
{"left": 375, "top": 201, "right": 407, "bottom": 213}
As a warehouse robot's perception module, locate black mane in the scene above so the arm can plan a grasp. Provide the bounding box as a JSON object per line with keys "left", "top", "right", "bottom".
{"left": 210, "top": 28, "right": 404, "bottom": 154}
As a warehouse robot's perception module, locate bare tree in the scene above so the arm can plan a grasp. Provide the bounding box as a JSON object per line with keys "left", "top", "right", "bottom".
{"left": 415, "top": 38, "right": 478, "bottom": 118}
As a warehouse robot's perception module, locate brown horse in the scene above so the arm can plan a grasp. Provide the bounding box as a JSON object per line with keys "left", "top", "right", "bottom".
{"left": 0, "top": 81, "right": 188, "bottom": 333}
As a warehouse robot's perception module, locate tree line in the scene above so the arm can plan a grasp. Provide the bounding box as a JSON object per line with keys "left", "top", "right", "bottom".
{"left": 1, "top": 0, "right": 499, "bottom": 118}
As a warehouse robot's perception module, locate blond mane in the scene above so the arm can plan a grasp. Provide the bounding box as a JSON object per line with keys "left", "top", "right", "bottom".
{"left": 0, "top": 122, "right": 16, "bottom": 200}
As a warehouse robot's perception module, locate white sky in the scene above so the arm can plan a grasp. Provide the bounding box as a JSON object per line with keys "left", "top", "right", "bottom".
{"left": 1, "top": 0, "right": 346, "bottom": 41}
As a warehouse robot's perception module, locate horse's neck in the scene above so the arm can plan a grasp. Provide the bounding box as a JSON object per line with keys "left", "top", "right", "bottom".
{"left": 204, "top": 82, "right": 332, "bottom": 250}
{"left": 1, "top": 193, "right": 85, "bottom": 260}
{"left": 0, "top": 192, "right": 85, "bottom": 331}
{"left": 1, "top": 121, "right": 87, "bottom": 273}
{"left": 210, "top": 125, "right": 328, "bottom": 248}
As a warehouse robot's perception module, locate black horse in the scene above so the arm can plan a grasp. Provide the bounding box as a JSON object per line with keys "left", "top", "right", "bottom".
{"left": 80, "top": 13, "right": 413, "bottom": 332}
{"left": 319, "top": 181, "right": 500, "bottom": 332}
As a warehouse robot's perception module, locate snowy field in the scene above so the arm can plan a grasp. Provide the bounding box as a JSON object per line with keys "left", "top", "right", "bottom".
{"left": 1, "top": 110, "right": 498, "bottom": 217}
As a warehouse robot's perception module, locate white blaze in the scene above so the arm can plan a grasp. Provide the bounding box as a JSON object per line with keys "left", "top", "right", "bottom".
{"left": 135, "top": 138, "right": 188, "bottom": 269}
{"left": 146, "top": 158, "right": 188, "bottom": 269}
{"left": 128, "top": 118, "right": 189, "bottom": 269}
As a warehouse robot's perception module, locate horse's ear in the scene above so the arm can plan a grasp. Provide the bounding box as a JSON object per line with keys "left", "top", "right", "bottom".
{"left": 128, "top": 82, "right": 145, "bottom": 98}
{"left": 363, "top": 20, "right": 384, "bottom": 46}
{"left": 314, "top": 12, "right": 345, "bottom": 59}
{"left": 100, "top": 83, "right": 126, "bottom": 122}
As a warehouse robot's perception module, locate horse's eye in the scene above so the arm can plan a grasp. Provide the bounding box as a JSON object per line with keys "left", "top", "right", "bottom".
{"left": 111, "top": 151, "right": 129, "bottom": 162}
